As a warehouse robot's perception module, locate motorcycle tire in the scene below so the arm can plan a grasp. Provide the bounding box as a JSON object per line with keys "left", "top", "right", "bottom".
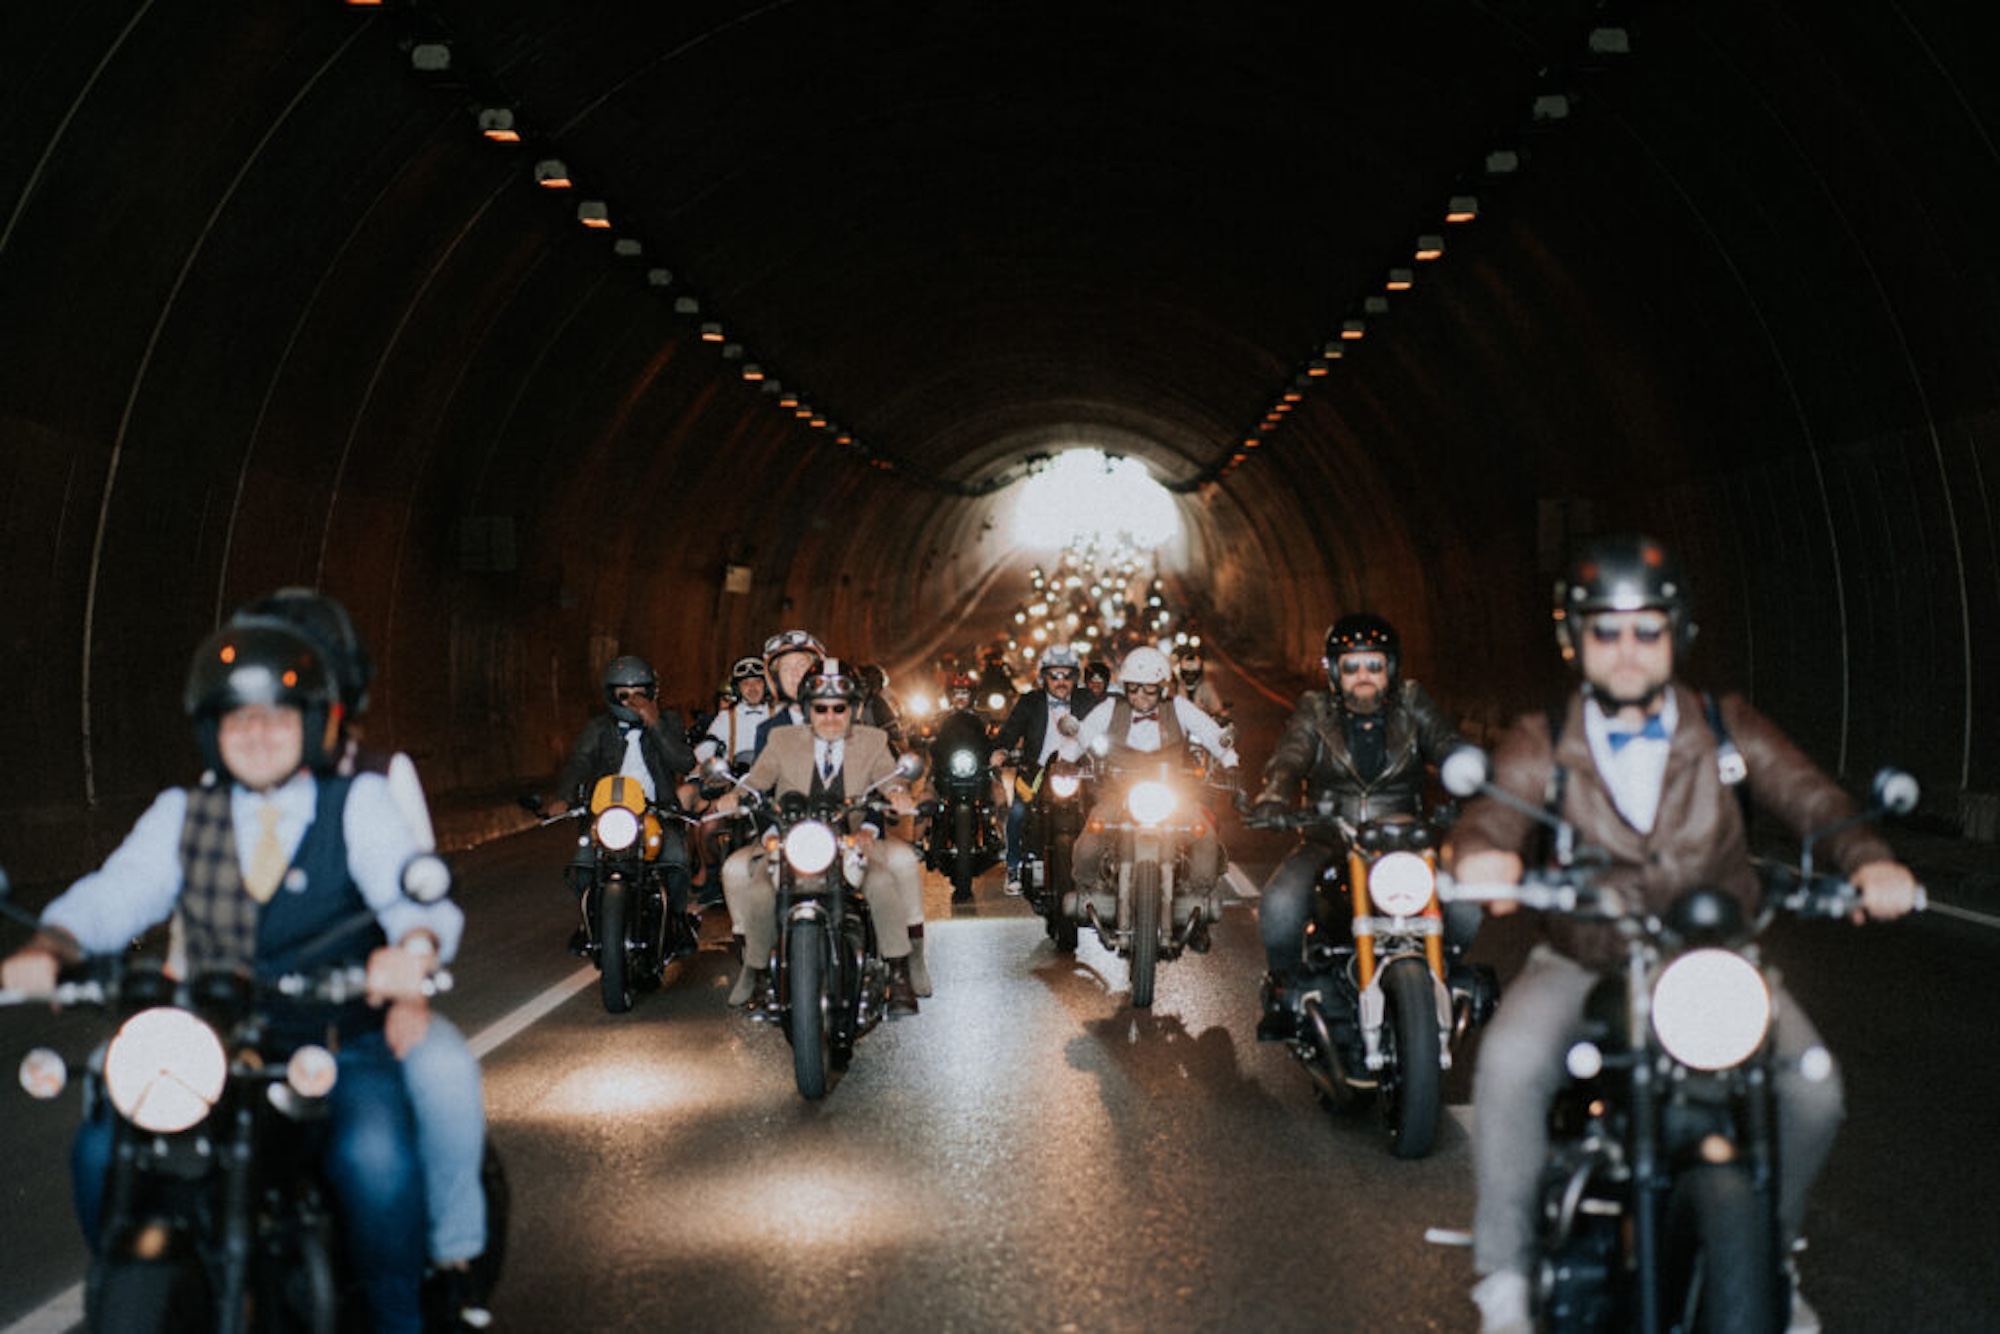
{"left": 89, "top": 1257, "right": 211, "bottom": 1334}
{"left": 1129, "top": 858, "right": 1161, "bottom": 1008}
{"left": 1662, "top": 1165, "right": 1781, "bottom": 1334}
{"left": 788, "top": 918, "right": 834, "bottom": 1100}
{"left": 952, "top": 803, "right": 976, "bottom": 899}
{"left": 1381, "top": 958, "right": 1441, "bottom": 1159}
{"left": 597, "top": 877, "right": 634, "bottom": 1014}
{"left": 1049, "top": 831, "right": 1079, "bottom": 953}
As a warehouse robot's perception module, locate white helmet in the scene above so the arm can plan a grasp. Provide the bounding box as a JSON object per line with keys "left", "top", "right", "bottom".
{"left": 1119, "top": 645, "right": 1173, "bottom": 687}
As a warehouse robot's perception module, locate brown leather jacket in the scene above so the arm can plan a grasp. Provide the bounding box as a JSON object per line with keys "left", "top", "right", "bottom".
{"left": 1255, "top": 681, "right": 1462, "bottom": 832}
{"left": 1452, "top": 683, "right": 1896, "bottom": 971}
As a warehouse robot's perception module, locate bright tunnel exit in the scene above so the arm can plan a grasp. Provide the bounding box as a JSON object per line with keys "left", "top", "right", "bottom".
{"left": 1009, "top": 449, "right": 1181, "bottom": 550}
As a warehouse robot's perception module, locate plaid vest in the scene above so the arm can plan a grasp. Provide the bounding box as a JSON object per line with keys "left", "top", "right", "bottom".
{"left": 177, "top": 780, "right": 259, "bottom": 975}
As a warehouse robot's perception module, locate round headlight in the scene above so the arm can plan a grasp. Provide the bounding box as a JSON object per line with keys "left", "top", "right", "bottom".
{"left": 987, "top": 692, "right": 1008, "bottom": 713}
{"left": 1049, "top": 770, "right": 1082, "bottom": 800}
{"left": 104, "top": 1007, "right": 228, "bottom": 1133}
{"left": 1369, "top": 851, "right": 1436, "bottom": 916}
{"left": 594, "top": 805, "right": 642, "bottom": 851}
{"left": 948, "top": 750, "right": 979, "bottom": 779}
{"left": 784, "top": 820, "right": 839, "bottom": 875}
{"left": 1652, "top": 949, "right": 1771, "bottom": 1071}
{"left": 1127, "top": 781, "right": 1176, "bottom": 826}
{"left": 286, "top": 1044, "right": 340, "bottom": 1100}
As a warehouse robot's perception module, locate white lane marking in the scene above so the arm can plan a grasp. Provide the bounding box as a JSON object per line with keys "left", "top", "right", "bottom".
{"left": 1925, "top": 899, "right": 2000, "bottom": 930}
{"left": 3, "top": 965, "right": 597, "bottom": 1334}
{"left": 1225, "top": 864, "right": 1260, "bottom": 901}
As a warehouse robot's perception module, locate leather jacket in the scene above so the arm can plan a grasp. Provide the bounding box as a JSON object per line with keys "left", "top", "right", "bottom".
{"left": 1452, "top": 683, "right": 1896, "bottom": 972}
{"left": 1255, "top": 681, "right": 1462, "bottom": 833}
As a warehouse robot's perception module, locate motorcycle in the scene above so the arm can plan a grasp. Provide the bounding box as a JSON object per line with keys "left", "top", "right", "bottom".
{"left": 523, "top": 773, "right": 701, "bottom": 1013}
{"left": 1017, "top": 750, "right": 1091, "bottom": 953}
{"left": 710, "top": 753, "right": 924, "bottom": 1100}
{"left": 1066, "top": 740, "right": 1236, "bottom": 1008}
{"left": 0, "top": 860, "right": 508, "bottom": 1333}
{"left": 920, "top": 712, "right": 1004, "bottom": 901}
{"left": 1247, "top": 802, "right": 1498, "bottom": 1158}
{"left": 1439, "top": 748, "right": 1927, "bottom": 1333}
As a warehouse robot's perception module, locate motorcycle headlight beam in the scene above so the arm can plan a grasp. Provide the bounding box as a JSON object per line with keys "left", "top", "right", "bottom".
{"left": 594, "top": 805, "right": 642, "bottom": 852}
{"left": 784, "top": 820, "right": 840, "bottom": 875}
{"left": 1369, "top": 851, "right": 1435, "bottom": 917}
{"left": 948, "top": 750, "right": 979, "bottom": 779}
{"left": 1127, "top": 780, "right": 1177, "bottom": 826}
{"left": 1049, "top": 770, "right": 1082, "bottom": 800}
{"left": 103, "top": 1007, "right": 229, "bottom": 1134}
{"left": 1651, "top": 949, "right": 1772, "bottom": 1071}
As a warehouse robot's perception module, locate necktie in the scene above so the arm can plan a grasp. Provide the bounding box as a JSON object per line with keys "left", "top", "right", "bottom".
{"left": 1607, "top": 715, "right": 1670, "bottom": 753}
{"left": 243, "top": 804, "right": 286, "bottom": 904}
{"left": 818, "top": 743, "right": 836, "bottom": 781}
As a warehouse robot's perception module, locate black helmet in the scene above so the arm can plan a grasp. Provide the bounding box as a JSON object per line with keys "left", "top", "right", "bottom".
{"left": 1553, "top": 534, "right": 1696, "bottom": 663}
{"left": 802, "top": 658, "right": 864, "bottom": 707}
{"left": 603, "top": 655, "right": 658, "bottom": 724}
{"left": 1083, "top": 659, "right": 1112, "bottom": 691}
{"left": 1323, "top": 614, "right": 1400, "bottom": 692}
{"left": 230, "top": 588, "right": 373, "bottom": 715}
{"left": 1170, "top": 641, "right": 1204, "bottom": 686}
{"left": 185, "top": 621, "right": 341, "bottom": 778}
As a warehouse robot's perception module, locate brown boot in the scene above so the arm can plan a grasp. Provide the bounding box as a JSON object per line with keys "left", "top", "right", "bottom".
{"left": 887, "top": 958, "right": 920, "bottom": 1017}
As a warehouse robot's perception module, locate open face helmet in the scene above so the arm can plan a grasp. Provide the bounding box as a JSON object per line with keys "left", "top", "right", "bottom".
{"left": 230, "top": 588, "right": 373, "bottom": 716}
{"left": 1323, "top": 614, "right": 1399, "bottom": 696}
{"left": 729, "top": 654, "right": 767, "bottom": 700}
{"left": 186, "top": 621, "right": 341, "bottom": 779}
{"left": 762, "top": 629, "right": 826, "bottom": 700}
{"left": 603, "top": 655, "right": 658, "bottom": 725}
{"left": 1553, "top": 534, "right": 1696, "bottom": 664}
{"left": 803, "top": 659, "right": 864, "bottom": 706}
{"left": 1040, "top": 644, "right": 1081, "bottom": 677}
{"left": 1119, "top": 645, "right": 1173, "bottom": 690}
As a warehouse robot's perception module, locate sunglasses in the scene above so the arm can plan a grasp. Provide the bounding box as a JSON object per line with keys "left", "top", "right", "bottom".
{"left": 1337, "top": 657, "right": 1387, "bottom": 676}
{"left": 811, "top": 703, "right": 850, "bottom": 716}
{"left": 1126, "top": 682, "right": 1163, "bottom": 694}
{"left": 1044, "top": 670, "right": 1077, "bottom": 682}
{"left": 614, "top": 686, "right": 657, "bottom": 702}
{"left": 1585, "top": 616, "right": 1670, "bottom": 646}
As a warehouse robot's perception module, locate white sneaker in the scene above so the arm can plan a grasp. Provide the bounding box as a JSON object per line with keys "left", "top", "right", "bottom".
{"left": 1471, "top": 1271, "right": 1532, "bottom": 1334}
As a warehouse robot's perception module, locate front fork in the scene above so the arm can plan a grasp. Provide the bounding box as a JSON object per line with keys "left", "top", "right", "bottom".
{"left": 1346, "top": 847, "right": 1454, "bottom": 1073}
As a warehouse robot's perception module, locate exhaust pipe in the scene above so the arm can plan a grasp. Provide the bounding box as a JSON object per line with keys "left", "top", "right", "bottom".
{"left": 1300, "top": 999, "right": 1377, "bottom": 1095}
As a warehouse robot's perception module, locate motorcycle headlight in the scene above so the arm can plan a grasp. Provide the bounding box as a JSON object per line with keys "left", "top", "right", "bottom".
{"left": 987, "top": 692, "right": 1008, "bottom": 712}
{"left": 594, "top": 805, "right": 642, "bottom": 852}
{"left": 285, "top": 1044, "right": 339, "bottom": 1100}
{"left": 1369, "top": 851, "right": 1436, "bottom": 917}
{"left": 784, "top": 820, "right": 840, "bottom": 875}
{"left": 948, "top": 749, "right": 979, "bottom": 779}
{"left": 1127, "top": 780, "right": 1176, "bottom": 826}
{"left": 1049, "top": 770, "right": 1082, "bottom": 800}
{"left": 1652, "top": 949, "right": 1772, "bottom": 1071}
{"left": 103, "top": 1007, "right": 228, "bottom": 1134}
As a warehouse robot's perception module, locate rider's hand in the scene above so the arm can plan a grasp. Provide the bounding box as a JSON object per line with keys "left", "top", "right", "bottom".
{"left": 1, "top": 947, "right": 59, "bottom": 995}
{"left": 1056, "top": 715, "right": 1081, "bottom": 738}
{"left": 988, "top": 749, "right": 1007, "bottom": 768}
{"left": 1250, "top": 800, "right": 1288, "bottom": 827}
{"left": 631, "top": 695, "right": 662, "bottom": 728}
{"left": 544, "top": 797, "right": 570, "bottom": 818}
{"left": 366, "top": 941, "right": 435, "bottom": 1005}
{"left": 383, "top": 996, "right": 433, "bottom": 1057}
{"left": 1452, "top": 849, "right": 1527, "bottom": 916}
{"left": 1851, "top": 859, "right": 1921, "bottom": 922}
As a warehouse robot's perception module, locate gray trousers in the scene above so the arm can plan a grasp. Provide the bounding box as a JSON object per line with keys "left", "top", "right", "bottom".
{"left": 1472, "top": 943, "right": 1845, "bottom": 1278}
{"left": 721, "top": 838, "right": 919, "bottom": 965}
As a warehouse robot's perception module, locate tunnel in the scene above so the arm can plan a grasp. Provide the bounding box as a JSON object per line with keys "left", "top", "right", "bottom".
{"left": 2, "top": 1, "right": 1994, "bottom": 887}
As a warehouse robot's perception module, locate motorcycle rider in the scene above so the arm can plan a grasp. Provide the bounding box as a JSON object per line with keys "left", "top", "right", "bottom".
{"left": 696, "top": 655, "right": 774, "bottom": 772}
{"left": 1083, "top": 658, "right": 1114, "bottom": 698}
{"left": 989, "top": 644, "right": 1101, "bottom": 896}
{"left": 1, "top": 619, "right": 453, "bottom": 1334}
{"left": 751, "top": 628, "right": 828, "bottom": 755}
{"left": 1450, "top": 534, "right": 1921, "bottom": 1334}
{"left": 924, "top": 670, "right": 1000, "bottom": 903}
{"left": 855, "top": 661, "right": 907, "bottom": 752}
{"left": 541, "top": 655, "right": 698, "bottom": 935}
{"left": 228, "top": 590, "right": 491, "bottom": 1325}
{"left": 1170, "top": 641, "right": 1227, "bottom": 721}
{"left": 713, "top": 660, "right": 927, "bottom": 1015}
{"left": 1249, "top": 613, "right": 1468, "bottom": 1041}
{"left": 1058, "top": 644, "right": 1239, "bottom": 950}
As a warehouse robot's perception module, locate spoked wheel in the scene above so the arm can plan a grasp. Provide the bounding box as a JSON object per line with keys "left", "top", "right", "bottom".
{"left": 1664, "top": 1165, "right": 1781, "bottom": 1333}
{"left": 787, "top": 918, "right": 833, "bottom": 1100}
{"left": 1129, "top": 859, "right": 1161, "bottom": 1008}
{"left": 1049, "top": 831, "right": 1079, "bottom": 953}
{"left": 597, "top": 877, "right": 634, "bottom": 1013}
{"left": 1380, "top": 958, "right": 1442, "bottom": 1158}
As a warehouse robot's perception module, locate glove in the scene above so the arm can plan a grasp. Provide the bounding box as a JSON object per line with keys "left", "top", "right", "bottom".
{"left": 1250, "top": 800, "right": 1288, "bottom": 828}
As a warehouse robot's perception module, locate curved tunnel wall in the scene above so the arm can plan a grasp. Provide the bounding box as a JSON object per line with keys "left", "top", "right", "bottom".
{"left": 1, "top": 2, "right": 1995, "bottom": 886}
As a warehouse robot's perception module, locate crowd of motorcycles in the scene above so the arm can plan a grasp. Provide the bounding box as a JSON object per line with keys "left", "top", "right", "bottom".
{"left": 0, "top": 654, "right": 1932, "bottom": 1331}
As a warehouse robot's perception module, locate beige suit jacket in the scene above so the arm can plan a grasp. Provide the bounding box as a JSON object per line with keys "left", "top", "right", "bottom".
{"left": 741, "top": 723, "right": 900, "bottom": 810}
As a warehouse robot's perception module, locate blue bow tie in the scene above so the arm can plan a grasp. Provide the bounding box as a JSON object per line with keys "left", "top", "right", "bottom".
{"left": 1607, "top": 715, "right": 1669, "bottom": 752}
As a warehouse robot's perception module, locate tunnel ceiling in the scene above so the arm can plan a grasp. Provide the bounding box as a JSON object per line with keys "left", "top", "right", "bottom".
{"left": 4, "top": 0, "right": 1997, "bottom": 876}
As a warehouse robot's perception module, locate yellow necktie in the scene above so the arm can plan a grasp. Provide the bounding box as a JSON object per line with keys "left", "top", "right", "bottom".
{"left": 244, "top": 804, "right": 286, "bottom": 904}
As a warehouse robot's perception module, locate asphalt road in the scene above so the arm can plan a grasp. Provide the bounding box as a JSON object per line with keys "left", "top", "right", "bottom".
{"left": 3, "top": 674, "right": 1996, "bottom": 1331}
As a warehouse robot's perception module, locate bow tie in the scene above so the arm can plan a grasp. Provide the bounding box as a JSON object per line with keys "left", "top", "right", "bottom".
{"left": 1133, "top": 711, "right": 1160, "bottom": 724}
{"left": 1050, "top": 699, "right": 1069, "bottom": 714}
{"left": 1607, "top": 715, "right": 1669, "bottom": 752}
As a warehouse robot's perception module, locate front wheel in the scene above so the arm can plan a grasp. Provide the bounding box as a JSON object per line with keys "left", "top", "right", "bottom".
{"left": 90, "top": 1257, "right": 211, "bottom": 1333}
{"left": 788, "top": 918, "right": 833, "bottom": 1100}
{"left": 1129, "top": 858, "right": 1161, "bottom": 1008}
{"left": 597, "top": 877, "right": 634, "bottom": 1013}
{"left": 1049, "top": 830, "right": 1079, "bottom": 953}
{"left": 951, "top": 802, "right": 976, "bottom": 898}
{"left": 1663, "top": 1165, "right": 1781, "bottom": 1333}
{"left": 1381, "top": 959, "right": 1441, "bottom": 1158}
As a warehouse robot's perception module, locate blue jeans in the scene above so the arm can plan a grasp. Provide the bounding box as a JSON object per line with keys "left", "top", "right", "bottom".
{"left": 73, "top": 1029, "right": 427, "bottom": 1334}
{"left": 1004, "top": 797, "right": 1030, "bottom": 877}
{"left": 402, "top": 1014, "right": 488, "bottom": 1264}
